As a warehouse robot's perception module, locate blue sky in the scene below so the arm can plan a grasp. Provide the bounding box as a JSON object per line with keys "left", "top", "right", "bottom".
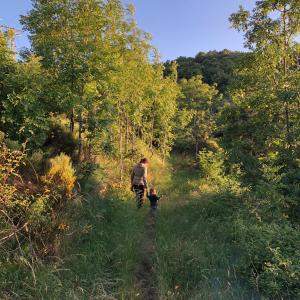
{"left": 1, "top": 0, "right": 256, "bottom": 61}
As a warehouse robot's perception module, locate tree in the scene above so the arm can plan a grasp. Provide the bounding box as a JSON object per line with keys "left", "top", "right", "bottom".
{"left": 176, "top": 75, "right": 219, "bottom": 157}
{"left": 0, "top": 55, "right": 53, "bottom": 148}
{"left": 21, "top": 0, "right": 117, "bottom": 157}
{"left": 226, "top": 0, "right": 300, "bottom": 175}
{"left": 0, "top": 28, "right": 55, "bottom": 148}
{"left": 0, "top": 28, "right": 16, "bottom": 114}
{"left": 20, "top": 0, "right": 179, "bottom": 166}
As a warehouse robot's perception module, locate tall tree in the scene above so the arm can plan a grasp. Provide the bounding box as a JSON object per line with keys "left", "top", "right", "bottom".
{"left": 176, "top": 75, "right": 219, "bottom": 157}
{"left": 228, "top": 0, "right": 300, "bottom": 167}
{"left": 21, "top": 0, "right": 116, "bottom": 157}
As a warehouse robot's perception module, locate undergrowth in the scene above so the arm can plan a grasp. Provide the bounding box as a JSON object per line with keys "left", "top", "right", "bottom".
{"left": 0, "top": 140, "right": 164, "bottom": 299}
{"left": 155, "top": 156, "right": 258, "bottom": 299}
{"left": 155, "top": 153, "right": 300, "bottom": 299}
{"left": 1, "top": 172, "right": 146, "bottom": 299}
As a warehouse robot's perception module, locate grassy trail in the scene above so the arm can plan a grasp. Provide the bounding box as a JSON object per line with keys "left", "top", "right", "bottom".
{"left": 134, "top": 211, "right": 158, "bottom": 300}
{"left": 5, "top": 157, "right": 261, "bottom": 299}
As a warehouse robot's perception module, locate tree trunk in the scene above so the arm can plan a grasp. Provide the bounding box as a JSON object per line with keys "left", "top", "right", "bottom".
{"left": 70, "top": 108, "right": 75, "bottom": 133}
{"left": 131, "top": 123, "right": 136, "bottom": 162}
{"left": 282, "top": 6, "right": 293, "bottom": 153}
{"left": 193, "top": 115, "right": 199, "bottom": 159}
{"left": 119, "top": 109, "right": 124, "bottom": 183}
{"left": 78, "top": 113, "right": 83, "bottom": 161}
{"left": 150, "top": 116, "right": 155, "bottom": 154}
{"left": 125, "top": 114, "right": 129, "bottom": 155}
{"left": 285, "top": 101, "right": 291, "bottom": 147}
{"left": 195, "top": 139, "right": 199, "bottom": 159}
{"left": 162, "top": 133, "right": 166, "bottom": 165}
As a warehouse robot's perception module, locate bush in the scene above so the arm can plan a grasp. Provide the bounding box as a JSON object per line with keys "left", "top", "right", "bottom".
{"left": 0, "top": 143, "right": 25, "bottom": 203}
{"left": 0, "top": 144, "right": 52, "bottom": 257}
{"left": 198, "top": 149, "right": 241, "bottom": 192}
{"left": 196, "top": 147, "right": 300, "bottom": 297}
{"left": 29, "top": 149, "right": 46, "bottom": 173}
{"left": 0, "top": 145, "right": 76, "bottom": 263}
{"left": 46, "top": 153, "right": 76, "bottom": 196}
{"left": 198, "top": 149, "right": 225, "bottom": 180}
{"left": 236, "top": 219, "right": 300, "bottom": 298}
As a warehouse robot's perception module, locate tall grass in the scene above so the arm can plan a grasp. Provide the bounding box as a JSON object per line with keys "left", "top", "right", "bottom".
{"left": 155, "top": 156, "right": 260, "bottom": 300}
{"left": 0, "top": 166, "right": 146, "bottom": 299}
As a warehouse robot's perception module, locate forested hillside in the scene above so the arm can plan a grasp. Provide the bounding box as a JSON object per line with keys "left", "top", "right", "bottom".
{"left": 1, "top": 0, "right": 300, "bottom": 299}
{"left": 164, "top": 50, "right": 245, "bottom": 93}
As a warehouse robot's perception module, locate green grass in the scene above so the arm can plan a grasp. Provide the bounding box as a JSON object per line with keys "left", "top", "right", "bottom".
{"left": 155, "top": 157, "right": 261, "bottom": 300}
{"left": 4, "top": 154, "right": 289, "bottom": 299}
{"left": 0, "top": 181, "right": 147, "bottom": 299}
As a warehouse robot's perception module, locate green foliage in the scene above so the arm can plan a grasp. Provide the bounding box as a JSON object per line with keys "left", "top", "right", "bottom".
{"left": 224, "top": 0, "right": 300, "bottom": 183}
{"left": 16, "top": 0, "right": 180, "bottom": 165}
{"left": 194, "top": 50, "right": 244, "bottom": 92}
{"left": 0, "top": 143, "right": 25, "bottom": 204}
{"left": 195, "top": 149, "right": 300, "bottom": 298}
{"left": 174, "top": 75, "right": 219, "bottom": 156}
{"left": 166, "top": 153, "right": 300, "bottom": 298}
{"left": 1, "top": 0, "right": 300, "bottom": 298}
{"left": 236, "top": 220, "right": 300, "bottom": 298}
{"left": 0, "top": 166, "right": 146, "bottom": 299}
{"left": 164, "top": 50, "right": 244, "bottom": 93}
{"left": 0, "top": 55, "right": 54, "bottom": 149}
{"left": 198, "top": 149, "right": 225, "bottom": 180}
{"left": 156, "top": 158, "right": 257, "bottom": 299}
{"left": 0, "top": 144, "right": 77, "bottom": 289}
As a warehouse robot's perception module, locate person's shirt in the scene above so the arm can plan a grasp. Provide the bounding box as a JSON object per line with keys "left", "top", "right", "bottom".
{"left": 131, "top": 163, "right": 148, "bottom": 187}
{"left": 147, "top": 194, "right": 161, "bottom": 207}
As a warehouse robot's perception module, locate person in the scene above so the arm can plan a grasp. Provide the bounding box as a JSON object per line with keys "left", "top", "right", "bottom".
{"left": 131, "top": 158, "right": 149, "bottom": 208}
{"left": 147, "top": 188, "right": 161, "bottom": 211}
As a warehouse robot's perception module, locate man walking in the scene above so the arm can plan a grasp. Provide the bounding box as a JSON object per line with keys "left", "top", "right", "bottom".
{"left": 131, "top": 158, "right": 149, "bottom": 208}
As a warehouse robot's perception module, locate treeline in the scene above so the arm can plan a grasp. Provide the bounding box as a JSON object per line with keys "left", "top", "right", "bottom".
{"left": 164, "top": 50, "right": 247, "bottom": 155}
{"left": 164, "top": 49, "right": 245, "bottom": 93}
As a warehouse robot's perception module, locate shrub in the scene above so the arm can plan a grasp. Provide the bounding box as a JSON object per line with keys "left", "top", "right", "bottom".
{"left": 0, "top": 145, "right": 77, "bottom": 266}
{"left": 3, "top": 138, "right": 21, "bottom": 150}
{"left": 198, "top": 149, "right": 225, "bottom": 180}
{"left": 0, "top": 144, "right": 52, "bottom": 258}
{"left": 236, "top": 219, "right": 300, "bottom": 298}
{"left": 46, "top": 153, "right": 76, "bottom": 196}
{"left": 0, "top": 143, "right": 25, "bottom": 203}
{"left": 30, "top": 149, "right": 44, "bottom": 164}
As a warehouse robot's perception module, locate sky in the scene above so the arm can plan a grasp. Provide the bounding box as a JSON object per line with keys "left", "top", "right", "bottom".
{"left": 0, "top": 0, "right": 256, "bottom": 61}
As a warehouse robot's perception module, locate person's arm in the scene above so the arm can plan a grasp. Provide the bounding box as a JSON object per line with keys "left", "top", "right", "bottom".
{"left": 142, "top": 167, "right": 148, "bottom": 189}
{"left": 131, "top": 168, "right": 135, "bottom": 191}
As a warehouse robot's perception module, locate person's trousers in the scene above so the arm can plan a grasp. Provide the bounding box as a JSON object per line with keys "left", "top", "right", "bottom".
{"left": 133, "top": 185, "right": 145, "bottom": 208}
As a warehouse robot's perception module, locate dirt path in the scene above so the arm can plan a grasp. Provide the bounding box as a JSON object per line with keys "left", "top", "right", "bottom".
{"left": 135, "top": 210, "right": 159, "bottom": 300}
